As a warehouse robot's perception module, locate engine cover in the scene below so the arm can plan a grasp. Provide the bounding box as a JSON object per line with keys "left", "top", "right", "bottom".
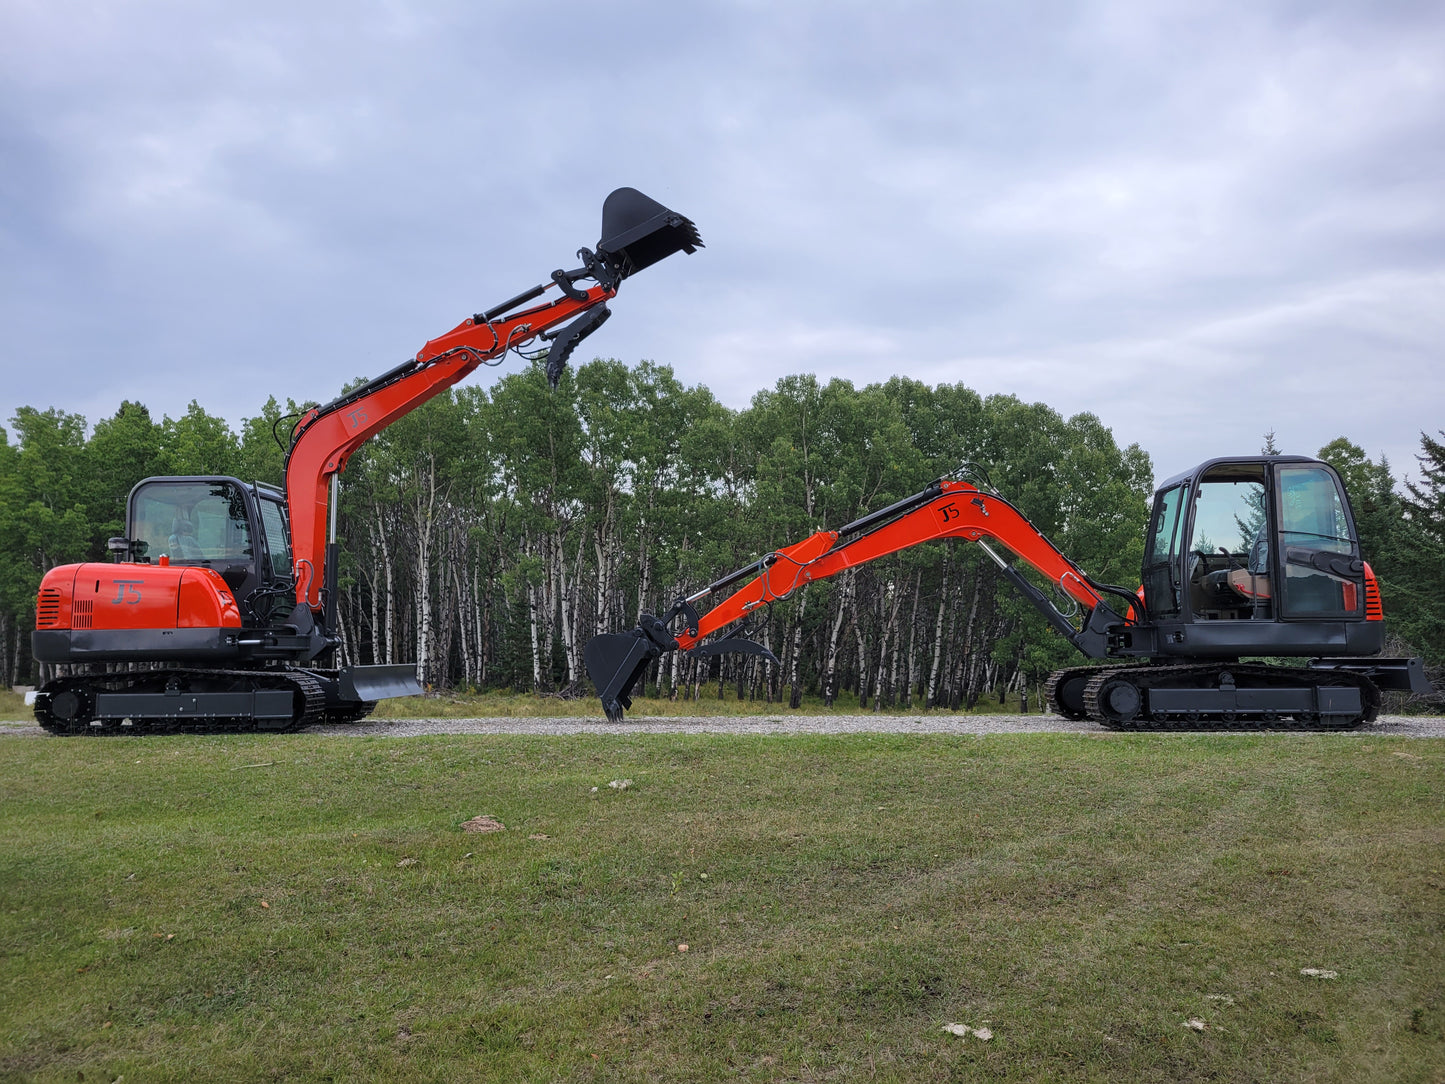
{"left": 32, "top": 561, "right": 243, "bottom": 663}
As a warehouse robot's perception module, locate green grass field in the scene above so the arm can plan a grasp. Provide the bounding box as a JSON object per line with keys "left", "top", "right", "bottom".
{"left": 2, "top": 731, "right": 1441, "bottom": 1082}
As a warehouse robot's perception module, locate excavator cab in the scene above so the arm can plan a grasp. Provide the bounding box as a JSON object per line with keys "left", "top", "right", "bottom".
{"left": 124, "top": 476, "right": 296, "bottom": 627}
{"left": 1140, "top": 455, "right": 1382, "bottom": 659}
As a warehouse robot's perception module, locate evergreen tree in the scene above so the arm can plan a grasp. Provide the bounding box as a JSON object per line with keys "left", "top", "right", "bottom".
{"left": 160, "top": 401, "right": 240, "bottom": 475}
{"left": 86, "top": 401, "right": 164, "bottom": 544}
{"left": 1317, "top": 437, "right": 1398, "bottom": 575}
{"left": 0, "top": 409, "right": 94, "bottom": 683}
{"left": 1390, "top": 431, "right": 1445, "bottom": 665}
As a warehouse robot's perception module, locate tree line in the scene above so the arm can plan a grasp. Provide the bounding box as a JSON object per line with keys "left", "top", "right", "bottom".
{"left": 2, "top": 360, "right": 1440, "bottom": 706}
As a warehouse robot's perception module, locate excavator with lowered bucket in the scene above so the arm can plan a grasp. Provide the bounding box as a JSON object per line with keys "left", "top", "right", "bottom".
{"left": 31, "top": 188, "right": 702, "bottom": 734}
{"left": 585, "top": 455, "right": 1430, "bottom": 729}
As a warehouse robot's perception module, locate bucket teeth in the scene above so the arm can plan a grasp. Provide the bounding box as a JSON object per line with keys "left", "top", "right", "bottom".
{"left": 585, "top": 632, "right": 661, "bottom": 723}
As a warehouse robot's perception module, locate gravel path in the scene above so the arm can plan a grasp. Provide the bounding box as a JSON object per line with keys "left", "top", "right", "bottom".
{"left": 8, "top": 714, "right": 1438, "bottom": 738}
{"left": 307, "top": 713, "right": 1445, "bottom": 738}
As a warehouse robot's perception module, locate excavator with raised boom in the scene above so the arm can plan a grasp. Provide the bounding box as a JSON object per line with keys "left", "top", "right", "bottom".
{"left": 585, "top": 455, "right": 1430, "bottom": 729}
{"left": 31, "top": 188, "right": 702, "bottom": 734}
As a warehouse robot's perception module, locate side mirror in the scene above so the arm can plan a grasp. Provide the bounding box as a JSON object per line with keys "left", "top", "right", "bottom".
{"left": 107, "top": 537, "right": 149, "bottom": 562}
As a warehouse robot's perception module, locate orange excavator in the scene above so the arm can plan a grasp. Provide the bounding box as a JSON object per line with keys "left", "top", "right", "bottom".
{"left": 31, "top": 189, "right": 701, "bottom": 734}
{"left": 585, "top": 457, "right": 1429, "bottom": 729}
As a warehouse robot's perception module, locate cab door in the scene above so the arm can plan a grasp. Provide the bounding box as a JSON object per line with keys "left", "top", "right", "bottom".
{"left": 1141, "top": 482, "right": 1188, "bottom": 619}
{"left": 251, "top": 494, "right": 295, "bottom": 624}
{"left": 1273, "top": 464, "right": 1366, "bottom": 619}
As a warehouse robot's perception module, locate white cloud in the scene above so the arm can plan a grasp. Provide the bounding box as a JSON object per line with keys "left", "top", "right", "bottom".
{"left": 0, "top": 0, "right": 1440, "bottom": 489}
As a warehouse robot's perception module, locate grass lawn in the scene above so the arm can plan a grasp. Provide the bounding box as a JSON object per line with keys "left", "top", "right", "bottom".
{"left": 1, "top": 731, "right": 1441, "bottom": 1082}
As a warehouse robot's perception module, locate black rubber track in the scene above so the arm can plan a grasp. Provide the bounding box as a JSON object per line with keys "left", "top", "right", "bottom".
{"left": 34, "top": 668, "right": 327, "bottom": 736}
{"left": 1070, "top": 662, "right": 1379, "bottom": 731}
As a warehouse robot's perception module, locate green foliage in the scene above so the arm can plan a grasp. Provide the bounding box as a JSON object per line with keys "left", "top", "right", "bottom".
{"left": 234, "top": 395, "right": 311, "bottom": 488}
{"left": 1387, "top": 432, "right": 1445, "bottom": 666}
{"left": 0, "top": 407, "right": 94, "bottom": 577}
{"left": 1, "top": 371, "right": 1437, "bottom": 703}
{"left": 159, "top": 401, "right": 241, "bottom": 475}
{"left": 86, "top": 401, "right": 164, "bottom": 541}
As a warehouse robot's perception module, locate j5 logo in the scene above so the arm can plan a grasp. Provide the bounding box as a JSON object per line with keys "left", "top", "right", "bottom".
{"left": 111, "top": 580, "right": 143, "bottom": 604}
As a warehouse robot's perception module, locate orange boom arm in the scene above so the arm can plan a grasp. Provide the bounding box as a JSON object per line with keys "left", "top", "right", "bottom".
{"left": 281, "top": 188, "right": 701, "bottom": 617}
{"left": 585, "top": 475, "right": 1141, "bottom": 722}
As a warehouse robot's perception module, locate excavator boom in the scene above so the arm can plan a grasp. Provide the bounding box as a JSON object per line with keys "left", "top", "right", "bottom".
{"left": 585, "top": 475, "right": 1137, "bottom": 722}
{"left": 286, "top": 187, "right": 701, "bottom": 614}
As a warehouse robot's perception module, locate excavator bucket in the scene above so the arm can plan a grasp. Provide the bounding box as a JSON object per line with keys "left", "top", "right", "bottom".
{"left": 597, "top": 188, "right": 703, "bottom": 279}
{"left": 585, "top": 632, "right": 658, "bottom": 724}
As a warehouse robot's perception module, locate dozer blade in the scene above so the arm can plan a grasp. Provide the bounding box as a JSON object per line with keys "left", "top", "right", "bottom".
{"left": 338, "top": 663, "right": 423, "bottom": 702}
{"left": 585, "top": 632, "right": 659, "bottom": 724}
{"left": 597, "top": 188, "right": 703, "bottom": 279}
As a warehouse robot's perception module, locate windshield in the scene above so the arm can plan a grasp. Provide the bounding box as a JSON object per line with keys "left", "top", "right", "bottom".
{"left": 131, "top": 480, "right": 253, "bottom": 565}
{"left": 1189, "top": 478, "right": 1267, "bottom": 557}
{"left": 1277, "top": 466, "right": 1355, "bottom": 553}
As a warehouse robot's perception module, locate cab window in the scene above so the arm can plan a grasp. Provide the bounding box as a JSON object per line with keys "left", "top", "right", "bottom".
{"left": 131, "top": 480, "right": 253, "bottom": 564}
{"left": 257, "top": 499, "right": 293, "bottom": 579}
{"left": 1277, "top": 466, "right": 1354, "bottom": 554}
{"left": 1276, "top": 466, "right": 1361, "bottom": 616}
{"left": 1142, "top": 483, "right": 1187, "bottom": 616}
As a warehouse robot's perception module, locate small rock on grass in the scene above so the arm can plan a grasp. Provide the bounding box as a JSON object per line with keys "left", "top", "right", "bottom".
{"left": 1300, "top": 968, "right": 1339, "bottom": 979}
{"left": 942, "top": 1023, "right": 992, "bottom": 1040}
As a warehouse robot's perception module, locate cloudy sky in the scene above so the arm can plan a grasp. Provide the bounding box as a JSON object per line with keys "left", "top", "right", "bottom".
{"left": 2, "top": 0, "right": 1441, "bottom": 485}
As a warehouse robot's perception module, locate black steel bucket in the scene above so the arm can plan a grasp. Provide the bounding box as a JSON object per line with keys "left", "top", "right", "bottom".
{"left": 597, "top": 188, "right": 703, "bottom": 279}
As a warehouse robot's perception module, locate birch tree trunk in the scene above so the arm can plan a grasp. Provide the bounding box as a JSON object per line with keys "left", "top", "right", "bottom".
{"left": 479, "top": 569, "right": 497, "bottom": 687}
{"left": 901, "top": 570, "right": 921, "bottom": 707}
{"left": 821, "top": 571, "right": 852, "bottom": 708}
{"left": 788, "top": 589, "right": 808, "bottom": 709}
{"left": 960, "top": 577, "right": 984, "bottom": 708}
{"left": 873, "top": 577, "right": 901, "bottom": 712}
{"left": 412, "top": 456, "right": 439, "bottom": 688}
{"left": 370, "top": 509, "right": 397, "bottom": 665}
{"left": 925, "top": 563, "right": 951, "bottom": 709}
{"left": 453, "top": 563, "right": 472, "bottom": 688}
{"left": 852, "top": 604, "right": 868, "bottom": 709}
{"left": 529, "top": 580, "right": 544, "bottom": 690}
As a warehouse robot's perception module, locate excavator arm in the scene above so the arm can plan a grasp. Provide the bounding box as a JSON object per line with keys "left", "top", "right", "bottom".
{"left": 280, "top": 188, "right": 701, "bottom": 621}
{"left": 585, "top": 474, "right": 1141, "bottom": 722}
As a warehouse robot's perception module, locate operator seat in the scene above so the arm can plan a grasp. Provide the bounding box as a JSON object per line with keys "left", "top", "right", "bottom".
{"left": 168, "top": 518, "right": 205, "bottom": 560}
{"left": 1225, "top": 533, "right": 1270, "bottom": 599}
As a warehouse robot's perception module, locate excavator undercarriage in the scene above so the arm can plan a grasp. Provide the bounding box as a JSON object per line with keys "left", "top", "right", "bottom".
{"left": 1045, "top": 662, "right": 1381, "bottom": 730}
